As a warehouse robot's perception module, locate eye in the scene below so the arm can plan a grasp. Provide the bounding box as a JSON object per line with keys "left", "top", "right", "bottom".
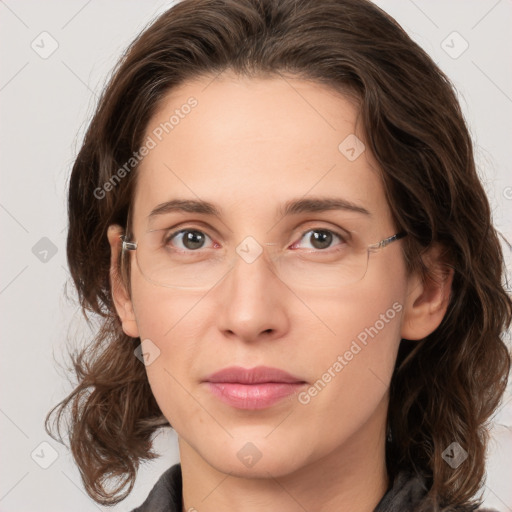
{"left": 165, "top": 228, "right": 215, "bottom": 251}
{"left": 291, "top": 228, "right": 347, "bottom": 251}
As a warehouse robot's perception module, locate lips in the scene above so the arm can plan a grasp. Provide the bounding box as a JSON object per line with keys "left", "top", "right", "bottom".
{"left": 205, "top": 366, "right": 305, "bottom": 384}
{"left": 203, "top": 366, "right": 307, "bottom": 410}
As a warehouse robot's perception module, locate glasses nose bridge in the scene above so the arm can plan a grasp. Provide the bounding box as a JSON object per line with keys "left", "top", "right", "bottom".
{"left": 214, "top": 238, "right": 291, "bottom": 292}
{"left": 231, "top": 236, "right": 281, "bottom": 271}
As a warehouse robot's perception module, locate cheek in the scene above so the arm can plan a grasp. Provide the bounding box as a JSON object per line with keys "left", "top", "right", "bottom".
{"left": 301, "top": 286, "right": 403, "bottom": 403}
{"left": 130, "top": 269, "right": 204, "bottom": 340}
{"left": 296, "top": 260, "right": 406, "bottom": 418}
{"left": 302, "top": 264, "right": 405, "bottom": 356}
{"left": 128, "top": 275, "right": 212, "bottom": 421}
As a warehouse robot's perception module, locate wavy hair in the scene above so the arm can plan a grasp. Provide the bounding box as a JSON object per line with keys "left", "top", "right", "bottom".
{"left": 46, "top": 0, "right": 512, "bottom": 507}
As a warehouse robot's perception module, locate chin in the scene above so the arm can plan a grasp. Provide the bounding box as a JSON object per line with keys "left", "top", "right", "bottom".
{"left": 196, "top": 432, "right": 313, "bottom": 479}
{"left": 212, "top": 453, "right": 305, "bottom": 479}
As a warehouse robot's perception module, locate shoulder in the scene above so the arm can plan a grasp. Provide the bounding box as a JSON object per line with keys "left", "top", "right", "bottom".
{"left": 130, "top": 463, "right": 182, "bottom": 512}
{"left": 374, "top": 469, "right": 500, "bottom": 512}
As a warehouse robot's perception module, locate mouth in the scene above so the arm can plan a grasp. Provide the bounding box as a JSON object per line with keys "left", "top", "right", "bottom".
{"left": 202, "top": 366, "right": 307, "bottom": 410}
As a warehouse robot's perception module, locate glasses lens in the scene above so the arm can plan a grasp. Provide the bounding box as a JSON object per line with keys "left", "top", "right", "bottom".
{"left": 273, "top": 248, "right": 370, "bottom": 288}
{"left": 133, "top": 229, "right": 372, "bottom": 289}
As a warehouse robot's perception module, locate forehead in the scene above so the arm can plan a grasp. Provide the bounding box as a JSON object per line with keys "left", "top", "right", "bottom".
{"left": 132, "top": 71, "right": 392, "bottom": 230}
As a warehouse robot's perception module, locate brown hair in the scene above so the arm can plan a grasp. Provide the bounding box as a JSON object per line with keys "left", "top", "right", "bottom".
{"left": 46, "top": 0, "right": 512, "bottom": 508}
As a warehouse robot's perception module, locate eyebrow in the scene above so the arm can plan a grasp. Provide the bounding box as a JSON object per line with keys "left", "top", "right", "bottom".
{"left": 279, "top": 196, "right": 371, "bottom": 217}
{"left": 149, "top": 199, "right": 220, "bottom": 218}
{"left": 148, "top": 196, "right": 371, "bottom": 219}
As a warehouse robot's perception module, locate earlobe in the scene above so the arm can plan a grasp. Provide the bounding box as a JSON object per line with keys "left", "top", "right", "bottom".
{"left": 107, "top": 224, "right": 140, "bottom": 339}
{"left": 400, "top": 243, "right": 454, "bottom": 341}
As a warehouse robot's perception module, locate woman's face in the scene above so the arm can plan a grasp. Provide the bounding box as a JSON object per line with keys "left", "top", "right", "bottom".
{"left": 118, "top": 71, "right": 414, "bottom": 478}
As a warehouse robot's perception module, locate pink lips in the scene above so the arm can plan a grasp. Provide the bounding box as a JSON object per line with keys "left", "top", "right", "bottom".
{"left": 203, "top": 366, "right": 306, "bottom": 410}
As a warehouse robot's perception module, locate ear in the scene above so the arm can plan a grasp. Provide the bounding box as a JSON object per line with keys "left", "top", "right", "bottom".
{"left": 400, "top": 243, "right": 454, "bottom": 340}
{"left": 107, "top": 224, "right": 140, "bottom": 338}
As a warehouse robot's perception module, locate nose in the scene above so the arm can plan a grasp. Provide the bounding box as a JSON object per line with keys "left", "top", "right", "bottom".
{"left": 215, "top": 241, "right": 290, "bottom": 343}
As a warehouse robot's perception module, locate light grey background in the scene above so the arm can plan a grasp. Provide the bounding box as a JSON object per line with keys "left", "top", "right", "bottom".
{"left": 0, "top": 1, "right": 511, "bottom": 511}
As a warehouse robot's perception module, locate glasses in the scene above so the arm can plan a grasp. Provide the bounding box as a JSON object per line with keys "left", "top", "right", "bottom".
{"left": 121, "top": 226, "right": 407, "bottom": 290}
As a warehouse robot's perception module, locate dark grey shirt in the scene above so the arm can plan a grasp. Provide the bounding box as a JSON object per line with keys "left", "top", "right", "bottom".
{"left": 130, "top": 463, "right": 498, "bottom": 512}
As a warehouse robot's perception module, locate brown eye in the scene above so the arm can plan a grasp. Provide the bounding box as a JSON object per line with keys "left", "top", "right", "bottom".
{"left": 166, "top": 229, "right": 212, "bottom": 251}
{"left": 309, "top": 230, "right": 333, "bottom": 249}
{"left": 294, "top": 229, "right": 346, "bottom": 251}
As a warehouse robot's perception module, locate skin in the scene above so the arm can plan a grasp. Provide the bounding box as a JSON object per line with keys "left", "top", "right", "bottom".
{"left": 107, "top": 71, "right": 453, "bottom": 512}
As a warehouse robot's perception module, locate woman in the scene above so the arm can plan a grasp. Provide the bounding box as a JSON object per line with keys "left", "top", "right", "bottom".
{"left": 46, "top": 0, "right": 510, "bottom": 511}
